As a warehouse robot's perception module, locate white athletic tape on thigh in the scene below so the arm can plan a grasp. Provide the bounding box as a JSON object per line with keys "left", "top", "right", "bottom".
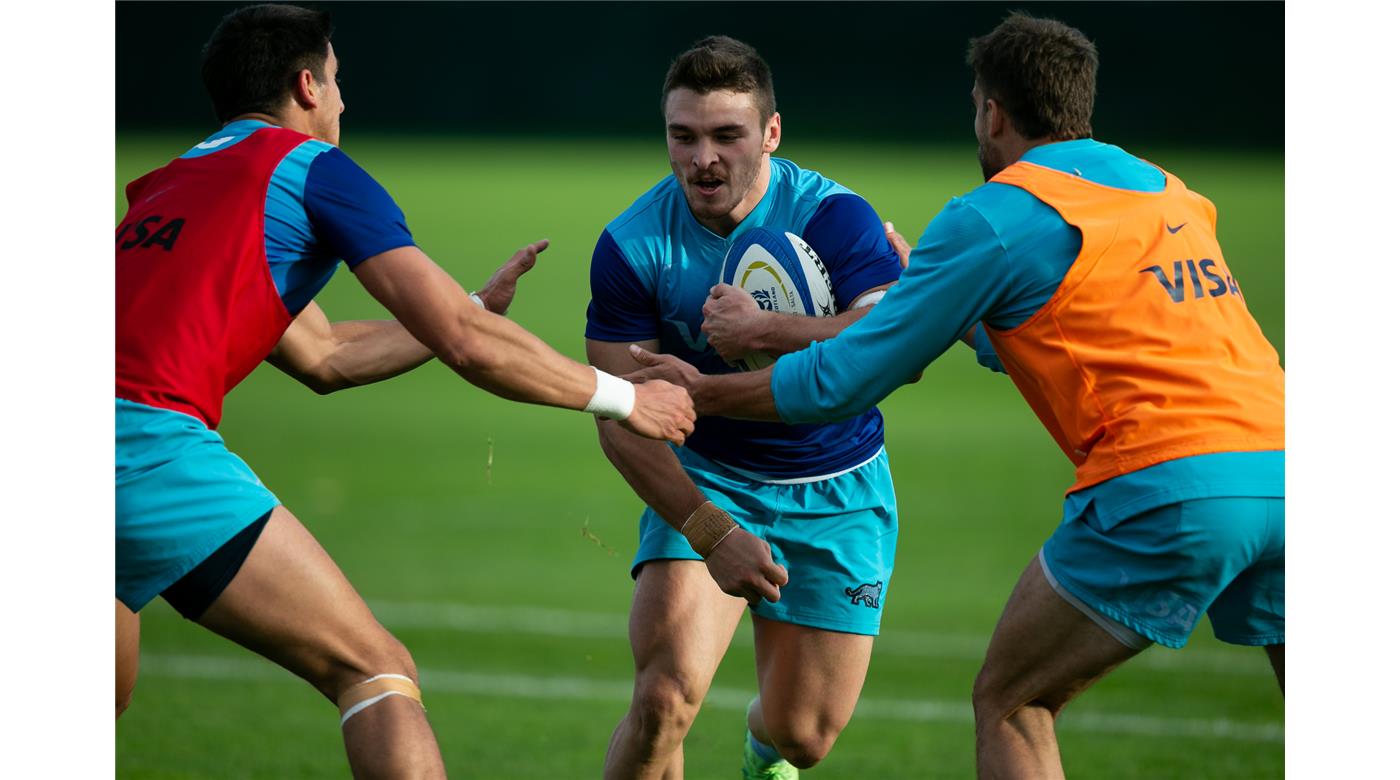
{"left": 584, "top": 367, "right": 635, "bottom": 421}
{"left": 337, "top": 673, "right": 423, "bottom": 726}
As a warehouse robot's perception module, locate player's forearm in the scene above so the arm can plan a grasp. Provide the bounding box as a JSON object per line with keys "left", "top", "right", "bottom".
{"left": 691, "top": 369, "right": 783, "bottom": 422}
{"left": 322, "top": 320, "right": 434, "bottom": 390}
{"left": 356, "top": 247, "right": 603, "bottom": 411}
{"left": 596, "top": 421, "right": 709, "bottom": 528}
{"left": 753, "top": 307, "right": 870, "bottom": 356}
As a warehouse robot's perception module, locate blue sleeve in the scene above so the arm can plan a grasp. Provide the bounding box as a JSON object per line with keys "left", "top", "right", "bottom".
{"left": 585, "top": 229, "right": 658, "bottom": 342}
{"left": 303, "top": 148, "right": 415, "bottom": 267}
{"left": 800, "top": 194, "right": 904, "bottom": 309}
{"left": 972, "top": 323, "right": 1007, "bottom": 373}
{"left": 771, "top": 197, "right": 1016, "bottom": 423}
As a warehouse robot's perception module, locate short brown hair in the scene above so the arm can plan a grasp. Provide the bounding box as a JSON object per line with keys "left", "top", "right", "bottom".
{"left": 966, "top": 13, "right": 1097, "bottom": 141}
{"left": 201, "top": 4, "right": 334, "bottom": 123}
{"left": 662, "top": 36, "right": 776, "bottom": 120}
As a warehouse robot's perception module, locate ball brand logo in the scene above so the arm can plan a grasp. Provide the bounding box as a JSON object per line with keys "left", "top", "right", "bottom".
{"left": 1140, "top": 259, "right": 1241, "bottom": 303}
{"left": 116, "top": 215, "right": 186, "bottom": 252}
{"left": 740, "top": 261, "right": 798, "bottom": 311}
{"left": 751, "top": 288, "right": 775, "bottom": 311}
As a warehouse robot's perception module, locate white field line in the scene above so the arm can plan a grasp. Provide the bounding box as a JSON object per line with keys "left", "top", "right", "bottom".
{"left": 141, "top": 653, "right": 1283, "bottom": 744}
{"left": 365, "top": 600, "right": 1273, "bottom": 676}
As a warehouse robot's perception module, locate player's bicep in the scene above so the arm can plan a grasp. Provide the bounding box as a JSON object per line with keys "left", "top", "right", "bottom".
{"left": 803, "top": 194, "right": 905, "bottom": 310}
{"left": 304, "top": 148, "right": 415, "bottom": 266}
{"left": 266, "top": 301, "right": 336, "bottom": 390}
{"left": 586, "top": 229, "right": 659, "bottom": 343}
{"left": 587, "top": 338, "right": 660, "bottom": 376}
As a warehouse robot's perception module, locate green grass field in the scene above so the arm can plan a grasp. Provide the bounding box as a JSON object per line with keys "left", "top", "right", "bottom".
{"left": 115, "top": 135, "right": 1284, "bottom": 779}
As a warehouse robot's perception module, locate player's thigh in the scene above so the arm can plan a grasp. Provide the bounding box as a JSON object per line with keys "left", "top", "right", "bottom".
{"left": 629, "top": 560, "right": 747, "bottom": 685}
{"left": 1206, "top": 497, "right": 1285, "bottom": 647}
{"left": 195, "top": 505, "right": 409, "bottom": 699}
{"left": 751, "top": 614, "right": 874, "bottom": 734}
{"left": 116, "top": 599, "right": 140, "bottom": 716}
{"left": 976, "top": 556, "right": 1142, "bottom": 716}
{"left": 753, "top": 450, "right": 898, "bottom": 637}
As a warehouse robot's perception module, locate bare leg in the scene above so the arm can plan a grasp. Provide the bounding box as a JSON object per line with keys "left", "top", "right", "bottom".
{"left": 973, "top": 556, "right": 1143, "bottom": 780}
{"left": 747, "top": 615, "right": 874, "bottom": 768}
{"left": 116, "top": 599, "right": 140, "bottom": 719}
{"left": 1266, "top": 644, "right": 1284, "bottom": 693}
{"left": 604, "top": 560, "right": 747, "bottom": 780}
{"left": 196, "top": 506, "right": 446, "bottom": 780}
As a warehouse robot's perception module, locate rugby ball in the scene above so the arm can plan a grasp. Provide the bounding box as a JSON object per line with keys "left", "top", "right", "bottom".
{"left": 718, "top": 228, "right": 836, "bottom": 371}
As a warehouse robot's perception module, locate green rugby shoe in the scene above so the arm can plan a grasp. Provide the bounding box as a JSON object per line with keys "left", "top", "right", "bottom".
{"left": 742, "top": 736, "right": 799, "bottom": 780}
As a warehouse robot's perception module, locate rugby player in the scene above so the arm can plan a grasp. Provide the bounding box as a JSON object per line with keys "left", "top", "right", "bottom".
{"left": 626, "top": 15, "right": 1285, "bottom": 778}
{"left": 115, "top": 5, "right": 693, "bottom": 777}
{"left": 587, "top": 36, "right": 906, "bottom": 780}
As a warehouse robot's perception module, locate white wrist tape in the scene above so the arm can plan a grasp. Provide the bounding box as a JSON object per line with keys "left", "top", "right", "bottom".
{"left": 585, "top": 367, "right": 636, "bottom": 421}
{"left": 850, "top": 289, "right": 887, "bottom": 309}
{"left": 468, "top": 291, "right": 486, "bottom": 309}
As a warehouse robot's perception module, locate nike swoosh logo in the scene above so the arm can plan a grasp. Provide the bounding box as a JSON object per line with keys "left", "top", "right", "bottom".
{"left": 195, "top": 136, "right": 235, "bottom": 150}
{"left": 1167, "top": 222, "right": 1187, "bottom": 234}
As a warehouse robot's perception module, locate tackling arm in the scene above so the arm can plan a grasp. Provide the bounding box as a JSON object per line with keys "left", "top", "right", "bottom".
{"left": 353, "top": 243, "right": 694, "bottom": 444}
{"left": 266, "top": 301, "right": 433, "bottom": 394}
{"left": 700, "top": 283, "right": 893, "bottom": 363}
{"left": 589, "top": 339, "right": 788, "bottom": 603}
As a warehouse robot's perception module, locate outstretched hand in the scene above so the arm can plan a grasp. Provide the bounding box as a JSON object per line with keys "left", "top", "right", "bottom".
{"left": 884, "top": 222, "right": 911, "bottom": 269}
{"left": 477, "top": 239, "right": 549, "bottom": 315}
{"left": 619, "top": 379, "right": 695, "bottom": 445}
{"left": 701, "top": 284, "right": 766, "bottom": 363}
{"left": 623, "top": 344, "right": 703, "bottom": 394}
{"left": 705, "top": 527, "right": 789, "bottom": 604}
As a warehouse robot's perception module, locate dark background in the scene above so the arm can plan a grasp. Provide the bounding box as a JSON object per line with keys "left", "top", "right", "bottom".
{"left": 117, "top": 1, "right": 1282, "bottom": 146}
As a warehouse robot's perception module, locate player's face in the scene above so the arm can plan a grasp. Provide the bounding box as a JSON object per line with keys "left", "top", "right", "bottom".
{"left": 972, "top": 82, "right": 1005, "bottom": 182}
{"left": 665, "top": 88, "right": 781, "bottom": 234}
{"left": 313, "top": 44, "right": 345, "bottom": 146}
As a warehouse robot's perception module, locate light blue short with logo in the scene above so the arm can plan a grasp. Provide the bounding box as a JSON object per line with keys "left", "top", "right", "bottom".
{"left": 1041, "top": 495, "right": 1284, "bottom": 649}
{"left": 633, "top": 445, "right": 898, "bottom": 635}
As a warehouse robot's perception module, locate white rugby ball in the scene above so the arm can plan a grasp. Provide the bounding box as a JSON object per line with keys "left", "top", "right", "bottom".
{"left": 718, "top": 228, "right": 836, "bottom": 371}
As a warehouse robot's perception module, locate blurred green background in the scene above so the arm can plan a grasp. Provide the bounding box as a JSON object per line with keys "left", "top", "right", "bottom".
{"left": 117, "top": 3, "right": 1283, "bottom": 778}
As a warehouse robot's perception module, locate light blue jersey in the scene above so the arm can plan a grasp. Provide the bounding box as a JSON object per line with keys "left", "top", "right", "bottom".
{"left": 588, "top": 157, "right": 904, "bottom": 480}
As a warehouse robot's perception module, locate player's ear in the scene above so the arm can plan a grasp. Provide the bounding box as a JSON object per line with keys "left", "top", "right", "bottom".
{"left": 763, "top": 112, "right": 781, "bottom": 154}
{"left": 291, "top": 68, "right": 320, "bottom": 110}
{"left": 985, "top": 98, "right": 1007, "bottom": 139}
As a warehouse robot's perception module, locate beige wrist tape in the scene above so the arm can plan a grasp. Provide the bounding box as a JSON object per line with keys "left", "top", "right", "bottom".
{"left": 337, "top": 674, "right": 423, "bottom": 726}
{"left": 680, "top": 501, "right": 739, "bottom": 556}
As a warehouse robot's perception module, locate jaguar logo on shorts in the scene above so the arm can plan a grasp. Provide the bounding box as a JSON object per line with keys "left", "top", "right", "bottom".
{"left": 844, "top": 581, "right": 883, "bottom": 609}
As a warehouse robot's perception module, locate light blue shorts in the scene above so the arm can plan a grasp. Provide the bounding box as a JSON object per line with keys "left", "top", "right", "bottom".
{"left": 116, "top": 398, "right": 280, "bottom": 612}
{"left": 633, "top": 446, "right": 898, "bottom": 635}
{"left": 1041, "top": 496, "right": 1284, "bottom": 649}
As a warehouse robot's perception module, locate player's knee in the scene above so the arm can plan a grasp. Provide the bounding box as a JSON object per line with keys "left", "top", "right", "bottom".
{"left": 972, "top": 665, "right": 1067, "bottom": 725}
{"left": 632, "top": 672, "right": 705, "bottom": 738}
{"left": 116, "top": 684, "right": 135, "bottom": 719}
{"left": 320, "top": 628, "right": 419, "bottom": 701}
{"left": 972, "top": 664, "right": 1016, "bottom": 722}
{"left": 769, "top": 727, "right": 838, "bottom": 769}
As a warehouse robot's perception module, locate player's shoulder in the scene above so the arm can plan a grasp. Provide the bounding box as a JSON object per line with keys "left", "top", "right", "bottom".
{"left": 769, "top": 157, "right": 855, "bottom": 205}
{"left": 765, "top": 157, "right": 868, "bottom": 234}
